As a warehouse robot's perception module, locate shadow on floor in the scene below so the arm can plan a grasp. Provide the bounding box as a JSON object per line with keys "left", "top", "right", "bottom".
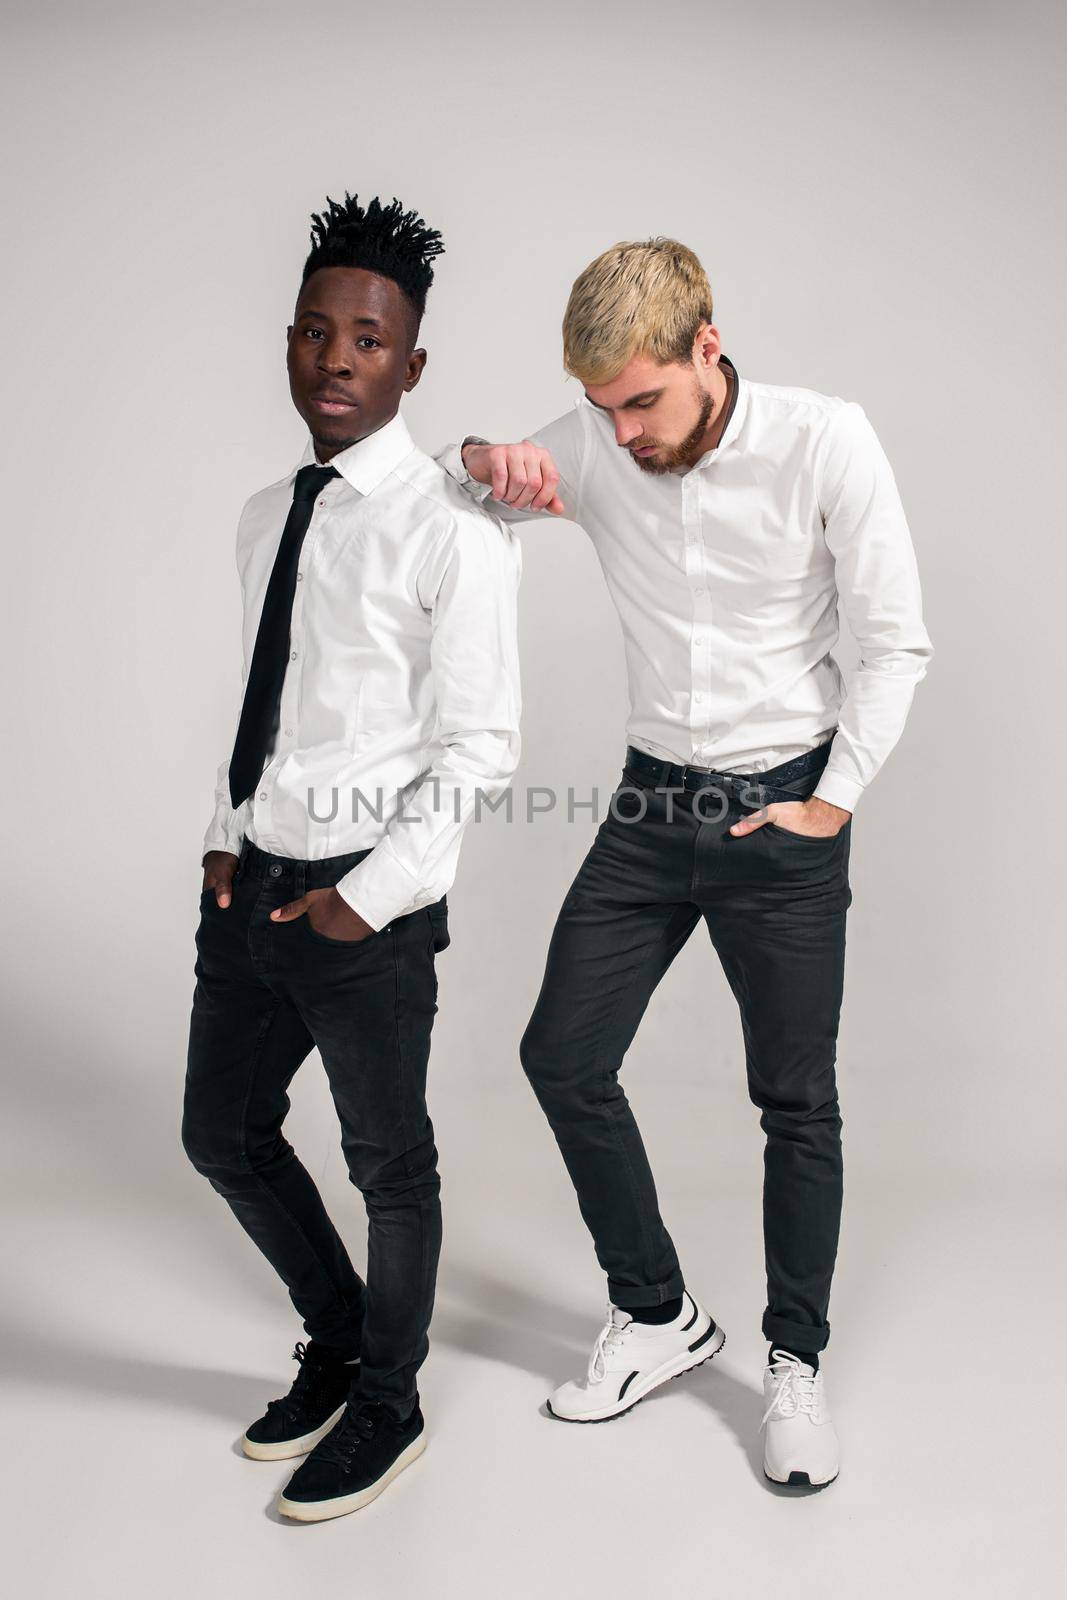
{"left": 3, "top": 1314, "right": 275, "bottom": 1431}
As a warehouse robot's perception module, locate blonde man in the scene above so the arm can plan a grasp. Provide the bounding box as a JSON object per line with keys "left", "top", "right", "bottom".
{"left": 436, "top": 239, "right": 932, "bottom": 1487}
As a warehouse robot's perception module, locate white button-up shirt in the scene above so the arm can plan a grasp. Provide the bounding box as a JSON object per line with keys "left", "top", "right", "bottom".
{"left": 203, "top": 409, "right": 522, "bottom": 929}
{"left": 436, "top": 355, "right": 932, "bottom": 812}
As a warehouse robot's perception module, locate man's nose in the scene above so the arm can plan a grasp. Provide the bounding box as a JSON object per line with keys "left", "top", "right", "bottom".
{"left": 318, "top": 340, "right": 353, "bottom": 374}
{"left": 614, "top": 415, "right": 644, "bottom": 447}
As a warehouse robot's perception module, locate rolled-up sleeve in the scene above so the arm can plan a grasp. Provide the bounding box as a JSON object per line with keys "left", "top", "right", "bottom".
{"left": 334, "top": 508, "right": 522, "bottom": 928}
{"left": 812, "top": 402, "right": 934, "bottom": 812}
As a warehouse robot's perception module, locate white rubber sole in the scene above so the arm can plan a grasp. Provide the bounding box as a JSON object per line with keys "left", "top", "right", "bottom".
{"left": 276, "top": 1433, "right": 427, "bottom": 1521}
{"left": 242, "top": 1404, "right": 347, "bottom": 1462}
{"left": 547, "top": 1322, "right": 726, "bottom": 1424}
{"left": 764, "top": 1464, "right": 839, "bottom": 1489}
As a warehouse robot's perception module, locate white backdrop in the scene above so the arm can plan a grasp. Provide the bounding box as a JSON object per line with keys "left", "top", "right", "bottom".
{"left": 2, "top": 2, "right": 1062, "bottom": 1595}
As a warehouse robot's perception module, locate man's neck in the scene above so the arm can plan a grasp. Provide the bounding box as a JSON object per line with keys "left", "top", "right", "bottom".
{"left": 700, "top": 359, "right": 734, "bottom": 456}
{"left": 675, "top": 358, "right": 734, "bottom": 474}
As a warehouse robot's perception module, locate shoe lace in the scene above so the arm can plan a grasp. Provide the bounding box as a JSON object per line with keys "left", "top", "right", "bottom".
{"left": 310, "top": 1398, "right": 385, "bottom": 1467}
{"left": 265, "top": 1341, "right": 343, "bottom": 1422}
{"left": 761, "top": 1349, "right": 822, "bottom": 1428}
{"left": 588, "top": 1306, "right": 632, "bottom": 1382}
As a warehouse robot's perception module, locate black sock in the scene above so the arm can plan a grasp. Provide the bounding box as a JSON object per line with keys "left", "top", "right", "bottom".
{"left": 768, "top": 1344, "right": 819, "bottom": 1373}
{"left": 618, "top": 1294, "right": 685, "bottom": 1326}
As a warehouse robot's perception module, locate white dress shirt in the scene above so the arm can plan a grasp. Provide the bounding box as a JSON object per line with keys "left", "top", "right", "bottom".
{"left": 203, "top": 409, "right": 522, "bottom": 929}
{"left": 435, "top": 354, "right": 932, "bottom": 812}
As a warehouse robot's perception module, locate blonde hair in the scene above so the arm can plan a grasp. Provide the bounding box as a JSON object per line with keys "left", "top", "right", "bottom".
{"left": 562, "top": 237, "right": 714, "bottom": 385}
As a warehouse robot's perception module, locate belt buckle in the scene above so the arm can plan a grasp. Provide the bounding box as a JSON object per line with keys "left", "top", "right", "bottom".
{"left": 680, "top": 761, "right": 718, "bottom": 793}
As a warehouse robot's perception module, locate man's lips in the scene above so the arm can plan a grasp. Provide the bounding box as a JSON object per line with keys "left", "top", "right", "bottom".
{"left": 632, "top": 444, "right": 658, "bottom": 457}
{"left": 309, "top": 393, "right": 358, "bottom": 414}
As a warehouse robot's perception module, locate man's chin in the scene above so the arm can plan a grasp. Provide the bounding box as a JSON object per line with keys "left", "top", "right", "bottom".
{"left": 309, "top": 420, "right": 366, "bottom": 455}
{"left": 631, "top": 449, "right": 673, "bottom": 476}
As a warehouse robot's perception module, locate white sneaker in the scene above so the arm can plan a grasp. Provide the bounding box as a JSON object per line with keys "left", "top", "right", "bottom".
{"left": 761, "top": 1349, "right": 840, "bottom": 1486}
{"left": 547, "top": 1291, "right": 725, "bottom": 1423}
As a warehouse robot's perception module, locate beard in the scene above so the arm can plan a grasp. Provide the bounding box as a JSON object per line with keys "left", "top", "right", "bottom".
{"left": 629, "top": 383, "right": 715, "bottom": 475}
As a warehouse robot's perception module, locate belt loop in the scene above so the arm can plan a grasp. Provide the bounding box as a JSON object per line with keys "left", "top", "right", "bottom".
{"left": 736, "top": 776, "right": 764, "bottom": 813}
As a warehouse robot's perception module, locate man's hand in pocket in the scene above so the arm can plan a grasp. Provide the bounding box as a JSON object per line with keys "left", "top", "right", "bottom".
{"left": 271, "top": 886, "right": 375, "bottom": 942}
{"left": 729, "top": 797, "right": 851, "bottom": 839}
{"left": 202, "top": 850, "right": 240, "bottom": 908}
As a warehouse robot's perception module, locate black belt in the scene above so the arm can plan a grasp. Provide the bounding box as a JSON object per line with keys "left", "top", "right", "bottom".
{"left": 623, "top": 741, "right": 833, "bottom": 805}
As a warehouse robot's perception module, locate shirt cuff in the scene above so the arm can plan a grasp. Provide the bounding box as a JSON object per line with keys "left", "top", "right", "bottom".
{"left": 438, "top": 436, "right": 492, "bottom": 498}
{"left": 811, "top": 770, "right": 864, "bottom": 812}
{"left": 202, "top": 824, "right": 245, "bottom": 861}
{"left": 334, "top": 843, "right": 421, "bottom": 932}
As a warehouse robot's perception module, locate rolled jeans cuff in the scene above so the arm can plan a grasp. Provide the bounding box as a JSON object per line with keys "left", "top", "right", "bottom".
{"left": 607, "top": 1271, "right": 686, "bottom": 1310}
{"left": 762, "top": 1310, "right": 830, "bottom": 1354}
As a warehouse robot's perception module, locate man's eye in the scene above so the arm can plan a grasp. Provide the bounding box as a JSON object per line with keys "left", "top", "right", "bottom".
{"left": 304, "top": 328, "right": 323, "bottom": 339}
{"left": 358, "top": 337, "right": 380, "bottom": 349}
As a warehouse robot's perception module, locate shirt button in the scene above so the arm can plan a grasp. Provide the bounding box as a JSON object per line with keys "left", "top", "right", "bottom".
{"left": 296, "top": 572, "right": 303, "bottom": 582}
{"left": 290, "top": 650, "right": 298, "bottom": 660}
{"left": 284, "top": 728, "right": 293, "bottom": 737}
{"left": 259, "top": 791, "right": 268, "bottom": 801}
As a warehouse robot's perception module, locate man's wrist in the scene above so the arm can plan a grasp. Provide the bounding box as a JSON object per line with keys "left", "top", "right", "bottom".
{"left": 806, "top": 796, "right": 852, "bottom": 826}
{"left": 460, "top": 435, "right": 488, "bottom": 473}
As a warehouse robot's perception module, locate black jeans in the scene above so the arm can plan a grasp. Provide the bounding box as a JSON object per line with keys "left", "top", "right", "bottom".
{"left": 182, "top": 838, "right": 448, "bottom": 1418}
{"left": 518, "top": 745, "right": 852, "bottom": 1355}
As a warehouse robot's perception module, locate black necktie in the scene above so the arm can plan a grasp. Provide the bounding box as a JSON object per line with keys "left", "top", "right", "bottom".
{"left": 227, "top": 463, "right": 340, "bottom": 809}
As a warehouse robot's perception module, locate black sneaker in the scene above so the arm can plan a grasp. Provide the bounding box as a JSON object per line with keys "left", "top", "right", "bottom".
{"left": 242, "top": 1341, "right": 359, "bottom": 1461}
{"left": 277, "top": 1397, "right": 426, "bottom": 1521}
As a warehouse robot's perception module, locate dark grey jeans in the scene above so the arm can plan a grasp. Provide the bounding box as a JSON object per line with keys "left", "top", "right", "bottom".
{"left": 182, "top": 838, "right": 448, "bottom": 1418}
{"left": 519, "top": 744, "right": 852, "bottom": 1355}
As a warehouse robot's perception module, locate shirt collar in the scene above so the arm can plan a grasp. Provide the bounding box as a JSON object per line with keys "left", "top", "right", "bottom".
{"left": 691, "top": 352, "right": 746, "bottom": 469}
{"left": 290, "top": 408, "right": 415, "bottom": 496}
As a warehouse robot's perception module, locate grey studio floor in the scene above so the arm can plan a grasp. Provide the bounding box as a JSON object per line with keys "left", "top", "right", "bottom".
{"left": 4, "top": 930, "right": 1058, "bottom": 1600}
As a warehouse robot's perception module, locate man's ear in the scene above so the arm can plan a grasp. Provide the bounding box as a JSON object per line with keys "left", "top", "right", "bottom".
{"left": 405, "top": 347, "right": 428, "bottom": 391}
{"left": 692, "top": 322, "right": 721, "bottom": 371}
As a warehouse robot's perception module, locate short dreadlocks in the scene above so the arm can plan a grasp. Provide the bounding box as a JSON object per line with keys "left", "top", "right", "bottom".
{"left": 300, "top": 192, "right": 445, "bottom": 343}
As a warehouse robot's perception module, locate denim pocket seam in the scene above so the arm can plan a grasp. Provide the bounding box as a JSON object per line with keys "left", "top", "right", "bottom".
{"left": 763, "top": 819, "right": 849, "bottom": 845}
{"left": 302, "top": 916, "right": 384, "bottom": 949}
